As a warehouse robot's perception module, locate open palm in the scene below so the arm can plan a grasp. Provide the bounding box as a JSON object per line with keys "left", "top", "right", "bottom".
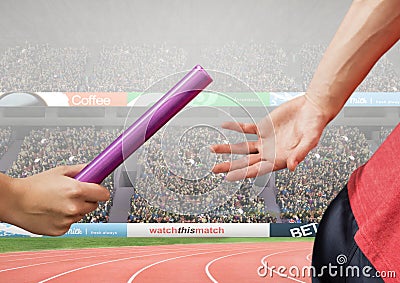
{"left": 211, "top": 95, "right": 330, "bottom": 181}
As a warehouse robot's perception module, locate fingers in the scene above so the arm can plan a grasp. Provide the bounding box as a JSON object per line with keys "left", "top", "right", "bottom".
{"left": 78, "top": 183, "right": 110, "bottom": 203}
{"left": 12, "top": 164, "right": 107, "bottom": 237}
{"left": 77, "top": 201, "right": 99, "bottom": 217}
{"left": 53, "top": 164, "right": 110, "bottom": 202}
{"left": 212, "top": 154, "right": 261, "bottom": 173}
{"left": 57, "top": 177, "right": 109, "bottom": 203}
{"left": 64, "top": 200, "right": 98, "bottom": 217}
{"left": 226, "top": 160, "right": 274, "bottom": 181}
{"left": 52, "top": 202, "right": 98, "bottom": 236}
{"left": 53, "top": 164, "right": 87, "bottom": 178}
{"left": 210, "top": 141, "right": 258, "bottom": 154}
{"left": 221, "top": 121, "right": 258, "bottom": 134}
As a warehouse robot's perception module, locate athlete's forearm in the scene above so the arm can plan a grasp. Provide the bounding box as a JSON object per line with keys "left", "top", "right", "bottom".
{"left": 0, "top": 173, "right": 19, "bottom": 223}
{"left": 306, "top": 0, "right": 400, "bottom": 121}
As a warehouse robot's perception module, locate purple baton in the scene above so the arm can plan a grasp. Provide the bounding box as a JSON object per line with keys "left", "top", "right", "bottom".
{"left": 74, "top": 65, "right": 213, "bottom": 183}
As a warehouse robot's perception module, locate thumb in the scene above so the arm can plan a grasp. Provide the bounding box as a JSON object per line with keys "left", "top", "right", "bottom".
{"left": 287, "top": 137, "right": 318, "bottom": 172}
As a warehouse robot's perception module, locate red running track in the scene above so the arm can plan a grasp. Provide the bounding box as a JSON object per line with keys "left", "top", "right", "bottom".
{"left": 0, "top": 241, "right": 313, "bottom": 283}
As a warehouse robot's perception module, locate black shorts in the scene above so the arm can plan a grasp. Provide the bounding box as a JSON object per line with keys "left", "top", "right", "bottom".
{"left": 311, "top": 186, "right": 384, "bottom": 282}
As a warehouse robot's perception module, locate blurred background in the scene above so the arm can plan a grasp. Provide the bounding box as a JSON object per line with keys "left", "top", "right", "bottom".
{"left": 0, "top": 0, "right": 398, "bottom": 227}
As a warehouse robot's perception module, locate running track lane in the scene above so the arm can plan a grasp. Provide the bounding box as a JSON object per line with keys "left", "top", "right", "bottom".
{"left": 207, "top": 245, "right": 313, "bottom": 282}
{"left": 0, "top": 246, "right": 209, "bottom": 282}
{"left": 38, "top": 244, "right": 261, "bottom": 283}
{"left": 0, "top": 242, "right": 313, "bottom": 282}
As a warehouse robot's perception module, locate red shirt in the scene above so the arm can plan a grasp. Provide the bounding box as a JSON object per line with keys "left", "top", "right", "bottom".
{"left": 348, "top": 123, "right": 400, "bottom": 282}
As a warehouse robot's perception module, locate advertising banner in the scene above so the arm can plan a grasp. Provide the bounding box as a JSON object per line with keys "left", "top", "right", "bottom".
{"left": 0, "top": 223, "right": 43, "bottom": 238}
{"left": 65, "top": 92, "right": 127, "bottom": 106}
{"left": 128, "top": 92, "right": 270, "bottom": 107}
{"left": 0, "top": 92, "right": 128, "bottom": 106}
{"left": 59, "top": 223, "right": 127, "bottom": 237}
{"left": 344, "top": 92, "right": 400, "bottom": 107}
{"left": 0, "top": 222, "right": 321, "bottom": 238}
{"left": 127, "top": 223, "right": 270, "bottom": 237}
{"left": 0, "top": 223, "right": 126, "bottom": 238}
{"left": 269, "top": 92, "right": 304, "bottom": 106}
{"left": 270, "top": 92, "right": 400, "bottom": 107}
{"left": 270, "top": 223, "right": 318, "bottom": 238}
{"left": 0, "top": 92, "right": 398, "bottom": 107}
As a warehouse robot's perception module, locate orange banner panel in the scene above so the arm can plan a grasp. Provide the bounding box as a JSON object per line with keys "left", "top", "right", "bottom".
{"left": 65, "top": 92, "right": 127, "bottom": 106}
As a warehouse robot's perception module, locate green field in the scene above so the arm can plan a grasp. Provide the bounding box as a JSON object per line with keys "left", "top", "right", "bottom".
{"left": 0, "top": 237, "right": 313, "bottom": 253}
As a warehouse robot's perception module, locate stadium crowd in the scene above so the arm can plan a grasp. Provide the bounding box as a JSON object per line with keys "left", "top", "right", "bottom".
{"left": 0, "top": 127, "right": 12, "bottom": 159}
{"left": 0, "top": 124, "right": 392, "bottom": 225}
{"left": 0, "top": 126, "right": 395, "bottom": 224}
{"left": 201, "top": 42, "right": 300, "bottom": 91}
{"left": 356, "top": 56, "right": 400, "bottom": 92}
{"left": 125, "top": 125, "right": 378, "bottom": 224}
{"left": 88, "top": 44, "right": 187, "bottom": 92}
{"left": 128, "top": 184, "right": 275, "bottom": 224}
{"left": 297, "top": 43, "right": 325, "bottom": 90}
{"left": 0, "top": 42, "right": 398, "bottom": 92}
{"left": 276, "top": 126, "right": 371, "bottom": 223}
{"left": 379, "top": 126, "right": 394, "bottom": 144}
{"left": 0, "top": 43, "right": 88, "bottom": 92}
{"left": 0, "top": 41, "right": 398, "bottom": 225}
{"left": 298, "top": 43, "right": 400, "bottom": 91}
{"left": 127, "top": 126, "right": 276, "bottom": 223}
{"left": 7, "top": 127, "right": 121, "bottom": 223}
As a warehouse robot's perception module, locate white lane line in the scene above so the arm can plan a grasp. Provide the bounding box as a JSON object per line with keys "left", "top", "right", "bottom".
{"left": 205, "top": 249, "right": 264, "bottom": 283}
{"left": 0, "top": 250, "right": 89, "bottom": 259}
{"left": 0, "top": 243, "right": 271, "bottom": 259}
{"left": 126, "top": 247, "right": 259, "bottom": 283}
{"left": 306, "top": 253, "right": 312, "bottom": 262}
{"left": 38, "top": 247, "right": 216, "bottom": 283}
{"left": 0, "top": 250, "right": 143, "bottom": 273}
{"left": 0, "top": 246, "right": 196, "bottom": 273}
{"left": 0, "top": 247, "right": 140, "bottom": 259}
{"left": 205, "top": 248, "right": 310, "bottom": 283}
{"left": 258, "top": 249, "right": 311, "bottom": 283}
{"left": 1, "top": 248, "right": 145, "bottom": 263}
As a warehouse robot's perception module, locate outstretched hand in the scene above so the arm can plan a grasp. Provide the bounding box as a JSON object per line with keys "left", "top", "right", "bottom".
{"left": 211, "top": 95, "right": 331, "bottom": 181}
{"left": 3, "top": 164, "right": 110, "bottom": 236}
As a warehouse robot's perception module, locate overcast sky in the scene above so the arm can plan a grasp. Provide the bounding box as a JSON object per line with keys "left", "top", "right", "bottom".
{"left": 0, "top": 0, "right": 352, "bottom": 47}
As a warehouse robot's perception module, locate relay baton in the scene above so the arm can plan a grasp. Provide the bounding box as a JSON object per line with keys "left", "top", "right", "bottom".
{"left": 74, "top": 65, "right": 213, "bottom": 184}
